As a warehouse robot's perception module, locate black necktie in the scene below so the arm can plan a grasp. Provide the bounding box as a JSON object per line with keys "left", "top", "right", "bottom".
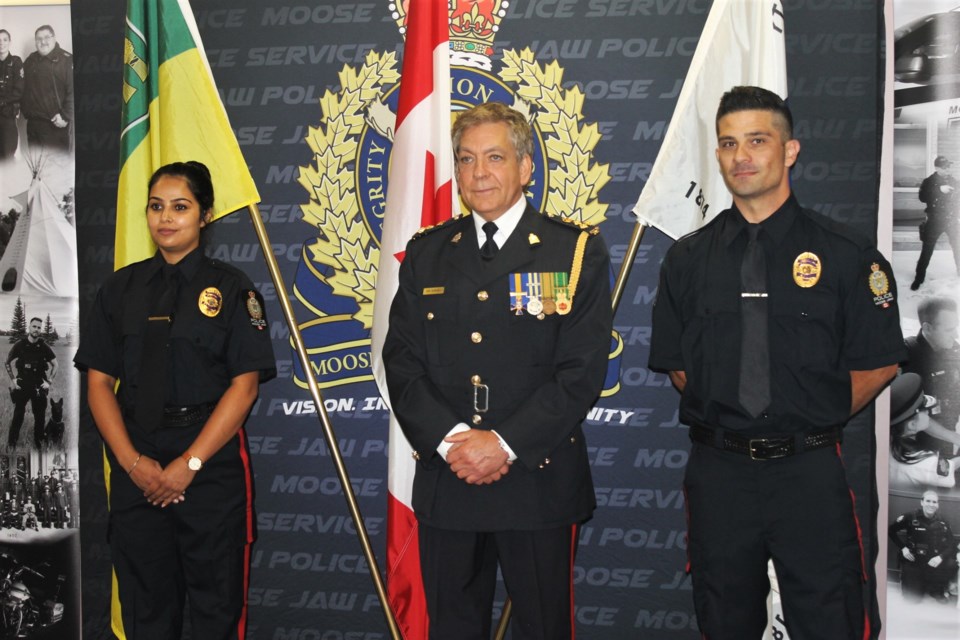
{"left": 134, "top": 265, "right": 180, "bottom": 432}
{"left": 738, "top": 224, "right": 770, "bottom": 417}
{"left": 480, "top": 222, "right": 499, "bottom": 260}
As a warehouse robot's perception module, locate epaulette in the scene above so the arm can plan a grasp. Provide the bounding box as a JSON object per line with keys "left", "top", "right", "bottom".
{"left": 410, "top": 215, "right": 462, "bottom": 241}
{"left": 544, "top": 213, "right": 601, "bottom": 236}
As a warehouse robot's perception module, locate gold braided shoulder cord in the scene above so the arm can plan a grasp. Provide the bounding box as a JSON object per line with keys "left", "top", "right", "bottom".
{"left": 566, "top": 231, "right": 589, "bottom": 309}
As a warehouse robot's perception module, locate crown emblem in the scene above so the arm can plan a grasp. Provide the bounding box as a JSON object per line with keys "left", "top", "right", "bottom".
{"left": 388, "top": 1, "right": 508, "bottom": 70}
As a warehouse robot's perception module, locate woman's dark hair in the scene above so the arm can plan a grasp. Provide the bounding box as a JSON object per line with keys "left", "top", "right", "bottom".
{"left": 147, "top": 161, "right": 215, "bottom": 214}
{"left": 890, "top": 419, "right": 937, "bottom": 465}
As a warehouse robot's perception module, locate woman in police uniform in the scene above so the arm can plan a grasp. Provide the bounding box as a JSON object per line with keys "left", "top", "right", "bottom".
{"left": 75, "top": 161, "right": 275, "bottom": 639}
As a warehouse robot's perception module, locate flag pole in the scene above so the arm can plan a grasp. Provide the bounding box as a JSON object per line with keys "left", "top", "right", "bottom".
{"left": 610, "top": 221, "right": 649, "bottom": 315}
{"left": 246, "top": 203, "right": 402, "bottom": 640}
{"left": 494, "top": 219, "right": 647, "bottom": 640}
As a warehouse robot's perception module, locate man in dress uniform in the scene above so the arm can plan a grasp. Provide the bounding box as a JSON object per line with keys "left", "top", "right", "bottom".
{"left": 904, "top": 296, "right": 960, "bottom": 456}
{"left": 911, "top": 155, "right": 960, "bottom": 290}
{"left": 383, "top": 102, "right": 612, "bottom": 639}
{"left": 649, "top": 86, "right": 906, "bottom": 638}
{"left": 889, "top": 490, "right": 958, "bottom": 604}
{"left": 5, "top": 317, "right": 57, "bottom": 449}
{"left": 21, "top": 25, "right": 71, "bottom": 152}
{"left": 0, "top": 29, "right": 24, "bottom": 160}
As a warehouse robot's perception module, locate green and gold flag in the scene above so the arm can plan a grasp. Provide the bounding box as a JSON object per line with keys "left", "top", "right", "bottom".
{"left": 116, "top": 0, "right": 258, "bottom": 269}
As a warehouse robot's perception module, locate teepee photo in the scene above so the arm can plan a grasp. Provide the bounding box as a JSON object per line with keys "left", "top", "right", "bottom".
{"left": 0, "top": 152, "right": 78, "bottom": 298}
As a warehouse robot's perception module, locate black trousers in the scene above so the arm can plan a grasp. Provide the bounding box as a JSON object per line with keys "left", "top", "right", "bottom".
{"left": 26, "top": 118, "right": 69, "bottom": 152}
{"left": 419, "top": 523, "right": 577, "bottom": 640}
{"left": 107, "top": 420, "right": 255, "bottom": 640}
{"left": 0, "top": 115, "right": 17, "bottom": 159}
{"left": 8, "top": 386, "right": 46, "bottom": 447}
{"left": 684, "top": 443, "right": 866, "bottom": 640}
{"left": 914, "top": 216, "right": 960, "bottom": 282}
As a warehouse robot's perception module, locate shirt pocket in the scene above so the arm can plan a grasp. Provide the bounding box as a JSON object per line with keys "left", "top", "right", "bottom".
{"left": 770, "top": 292, "right": 838, "bottom": 366}
{"left": 420, "top": 295, "right": 458, "bottom": 366}
{"left": 508, "top": 308, "right": 561, "bottom": 365}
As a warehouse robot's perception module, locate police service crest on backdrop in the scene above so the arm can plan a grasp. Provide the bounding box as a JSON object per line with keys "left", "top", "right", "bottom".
{"left": 290, "top": 0, "right": 618, "bottom": 394}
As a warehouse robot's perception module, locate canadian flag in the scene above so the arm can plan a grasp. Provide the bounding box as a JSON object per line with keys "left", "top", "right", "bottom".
{"left": 369, "top": 1, "right": 453, "bottom": 638}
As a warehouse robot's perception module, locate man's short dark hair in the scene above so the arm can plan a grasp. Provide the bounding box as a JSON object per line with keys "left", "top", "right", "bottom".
{"left": 29, "top": 317, "right": 42, "bottom": 325}
{"left": 917, "top": 296, "right": 957, "bottom": 325}
{"left": 716, "top": 86, "right": 793, "bottom": 140}
{"left": 35, "top": 25, "right": 55, "bottom": 38}
{"left": 0, "top": 30, "right": 10, "bottom": 40}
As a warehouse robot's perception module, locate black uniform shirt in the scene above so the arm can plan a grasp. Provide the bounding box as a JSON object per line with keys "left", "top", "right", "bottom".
{"left": 889, "top": 508, "right": 956, "bottom": 561}
{"left": 7, "top": 338, "right": 55, "bottom": 387}
{"left": 0, "top": 55, "right": 23, "bottom": 115}
{"left": 21, "top": 44, "right": 72, "bottom": 122}
{"left": 904, "top": 332, "right": 960, "bottom": 433}
{"left": 918, "top": 171, "right": 959, "bottom": 218}
{"left": 650, "top": 195, "right": 906, "bottom": 435}
{"left": 74, "top": 248, "right": 276, "bottom": 410}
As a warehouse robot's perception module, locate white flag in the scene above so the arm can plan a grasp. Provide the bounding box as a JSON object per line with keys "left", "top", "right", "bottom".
{"left": 633, "top": 0, "right": 788, "bottom": 239}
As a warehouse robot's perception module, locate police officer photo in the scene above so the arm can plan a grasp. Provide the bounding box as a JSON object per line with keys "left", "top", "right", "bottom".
{"left": 911, "top": 155, "right": 960, "bottom": 291}
{"left": 383, "top": 101, "right": 613, "bottom": 639}
{"left": 889, "top": 372, "right": 960, "bottom": 489}
{"left": 649, "top": 86, "right": 906, "bottom": 638}
{"left": 21, "top": 25, "right": 71, "bottom": 153}
{"left": 74, "top": 161, "right": 276, "bottom": 638}
{"left": 904, "top": 296, "right": 960, "bottom": 456}
{"left": 5, "top": 316, "right": 57, "bottom": 449}
{"left": 889, "top": 490, "right": 959, "bottom": 604}
{"left": 0, "top": 29, "right": 23, "bottom": 160}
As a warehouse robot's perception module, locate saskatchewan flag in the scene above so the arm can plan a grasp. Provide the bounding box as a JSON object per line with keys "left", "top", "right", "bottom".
{"left": 116, "top": 0, "right": 259, "bottom": 270}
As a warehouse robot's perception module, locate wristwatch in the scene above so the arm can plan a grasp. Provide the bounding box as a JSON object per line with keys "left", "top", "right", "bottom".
{"left": 182, "top": 453, "right": 203, "bottom": 471}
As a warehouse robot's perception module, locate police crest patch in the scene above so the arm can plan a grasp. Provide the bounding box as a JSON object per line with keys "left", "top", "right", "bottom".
{"left": 245, "top": 290, "right": 267, "bottom": 330}
{"left": 868, "top": 262, "right": 894, "bottom": 308}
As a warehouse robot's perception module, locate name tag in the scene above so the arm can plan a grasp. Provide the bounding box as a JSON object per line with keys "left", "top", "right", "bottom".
{"left": 423, "top": 287, "right": 445, "bottom": 296}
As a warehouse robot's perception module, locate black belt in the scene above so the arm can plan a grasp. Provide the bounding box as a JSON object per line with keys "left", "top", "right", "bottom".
{"left": 690, "top": 424, "right": 841, "bottom": 460}
{"left": 160, "top": 403, "right": 216, "bottom": 428}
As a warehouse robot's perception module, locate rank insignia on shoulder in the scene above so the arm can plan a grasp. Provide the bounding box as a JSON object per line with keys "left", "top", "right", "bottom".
{"left": 451, "top": 232, "right": 462, "bottom": 244}
{"left": 868, "top": 262, "right": 894, "bottom": 308}
{"left": 198, "top": 287, "right": 223, "bottom": 318}
{"left": 528, "top": 233, "right": 540, "bottom": 246}
{"left": 245, "top": 290, "right": 268, "bottom": 330}
{"left": 792, "top": 252, "right": 821, "bottom": 288}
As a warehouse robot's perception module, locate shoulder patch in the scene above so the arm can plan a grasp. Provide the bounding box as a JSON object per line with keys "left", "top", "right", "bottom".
{"left": 410, "top": 215, "right": 463, "bottom": 241}
{"left": 244, "top": 290, "right": 268, "bottom": 330}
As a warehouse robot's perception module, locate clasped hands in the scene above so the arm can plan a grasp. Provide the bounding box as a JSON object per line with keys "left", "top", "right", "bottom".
{"left": 128, "top": 454, "right": 196, "bottom": 508}
{"left": 445, "top": 429, "right": 511, "bottom": 485}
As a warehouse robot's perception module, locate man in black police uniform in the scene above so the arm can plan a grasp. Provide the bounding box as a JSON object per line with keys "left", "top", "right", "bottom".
{"left": 21, "top": 25, "right": 71, "bottom": 152}
{"left": 0, "top": 29, "right": 24, "bottom": 160}
{"left": 383, "top": 102, "right": 612, "bottom": 639}
{"left": 5, "top": 317, "right": 57, "bottom": 449}
{"left": 889, "top": 490, "right": 958, "bottom": 604}
{"left": 649, "top": 86, "right": 906, "bottom": 638}
{"left": 904, "top": 296, "right": 960, "bottom": 456}
{"left": 911, "top": 155, "right": 959, "bottom": 290}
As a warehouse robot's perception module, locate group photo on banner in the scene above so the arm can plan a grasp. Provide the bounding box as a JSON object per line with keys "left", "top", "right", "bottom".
{"left": 0, "top": 0, "right": 921, "bottom": 638}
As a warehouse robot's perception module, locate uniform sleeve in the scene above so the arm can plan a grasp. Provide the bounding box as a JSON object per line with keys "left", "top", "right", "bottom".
{"left": 918, "top": 176, "right": 933, "bottom": 205}
{"left": 222, "top": 275, "right": 276, "bottom": 382}
{"left": 382, "top": 241, "right": 464, "bottom": 458}
{"left": 648, "top": 247, "right": 685, "bottom": 372}
{"left": 7, "top": 58, "right": 23, "bottom": 104}
{"left": 841, "top": 247, "right": 907, "bottom": 371}
{"left": 494, "top": 233, "right": 614, "bottom": 468}
{"left": 73, "top": 286, "right": 122, "bottom": 377}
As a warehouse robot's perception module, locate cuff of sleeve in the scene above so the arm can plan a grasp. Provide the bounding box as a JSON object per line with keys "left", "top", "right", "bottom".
{"left": 437, "top": 423, "right": 471, "bottom": 461}
{"left": 490, "top": 430, "right": 517, "bottom": 463}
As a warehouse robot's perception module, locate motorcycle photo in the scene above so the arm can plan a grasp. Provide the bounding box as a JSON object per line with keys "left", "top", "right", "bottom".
{"left": 0, "top": 553, "right": 63, "bottom": 639}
